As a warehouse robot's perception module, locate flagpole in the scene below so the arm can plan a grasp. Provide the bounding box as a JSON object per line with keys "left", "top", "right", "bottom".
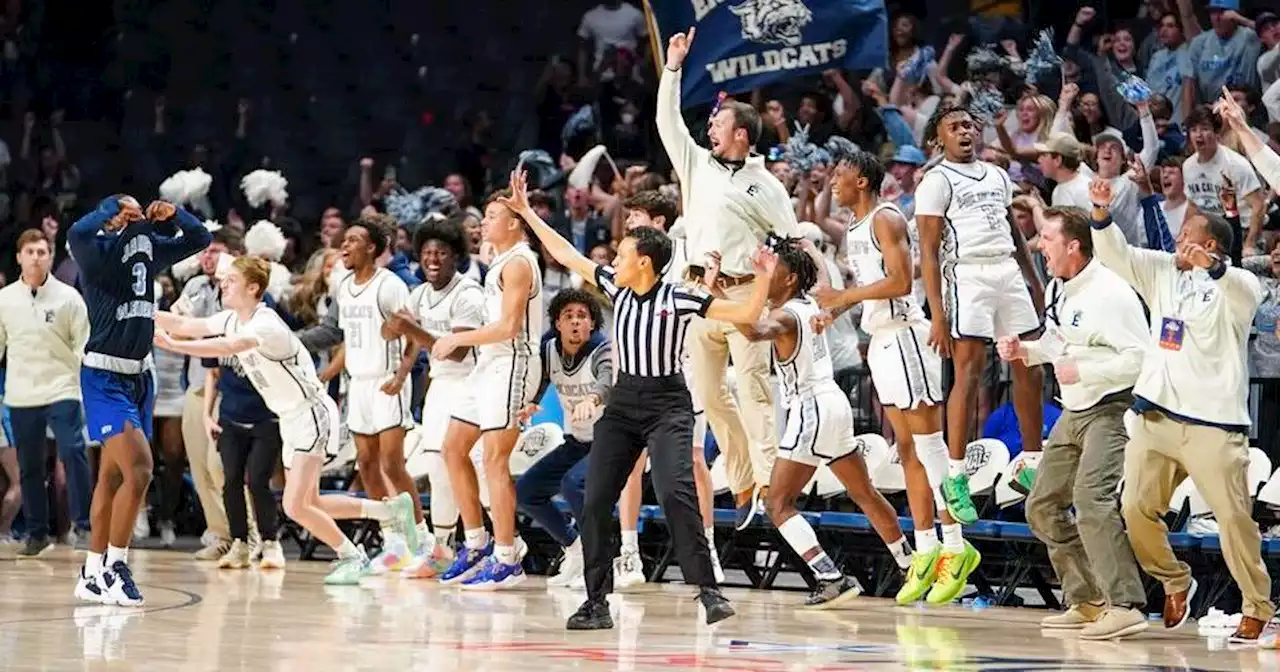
{"left": 641, "top": 0, "right": 665, "bottom": 74}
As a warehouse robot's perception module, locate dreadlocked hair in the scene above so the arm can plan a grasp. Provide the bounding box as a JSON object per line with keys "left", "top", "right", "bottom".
{"left": 923, "top": 103, "right": 974, "bottom": 150}
{"left": 772, "top": 236, "right": 818, "bottom": 296}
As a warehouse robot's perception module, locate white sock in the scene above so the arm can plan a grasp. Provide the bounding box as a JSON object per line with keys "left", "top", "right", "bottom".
{"left": 941, "top": 523, "right": 965, "bottom": 554}
{"left": 85, "top": 551, "right": 103, "bottom": 576}
{"left": 914, "top": 528, "right": 940, "bottom": 555}
{"left": 416, "top": 521, "right": 431, "bottom": 553}
{"left": 621, "top": 529, "right": 639, "bottom": 553}
{"left": 886, "top": 536, "right": 913, "bottom": 570}
{"left": 435, "top": 526, "right": 455, "bottom": 550}
{"left": 947, "top": 458, "right": 966, "bottom": 478}
{"left": 777, "top": 515, "right": 841, "bottom": 581}
{"left": 337, "top": 538, "right": 363, "bottom": 560}
{"left": 106, "top": 545, "right": 128, "bottom": 568}
{"left": 360, "top": 499, "right": 392, "bottom": 523}
{"left": 464, "top": 527, "right": 489, "bottom": 550}
{"left": 494, "top": 544, "right": 516, "bottom": 564}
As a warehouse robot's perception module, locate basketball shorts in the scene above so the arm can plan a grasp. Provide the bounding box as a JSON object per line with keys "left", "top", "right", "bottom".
{"left": 82, "top": 367, "right": 155, "bottom": 443}
{"left": 779, "top": 386, "right": 859, "bottom": 467}
{"left": 406, "top": 375, "right": 484, "bottom": 477}
{"left": 346, "top": 376, "right": 413, "bottom": 435}
{"left": 943, "top": 258, "right": 1040, "bottom": 340}
{"left": 452, "top": 354, "right": 541, "bottom": 432}
{"left": 280, "top": 394, "right": 341, "bottom": 461}
{"left": 866, "top": 322, "right": 945, "bottom": 410}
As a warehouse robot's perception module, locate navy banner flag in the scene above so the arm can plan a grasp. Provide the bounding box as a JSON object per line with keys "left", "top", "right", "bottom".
{"left": 645, "top": 0, "right": 889, "bottom": 108}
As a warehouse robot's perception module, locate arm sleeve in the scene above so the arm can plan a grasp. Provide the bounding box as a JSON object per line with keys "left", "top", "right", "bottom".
{"left": 593, "top": 265, "right": 621, "bottom": 302}
{"left": 589, "top": 341, "right": 615, "bottom": 404}
{"left": 760, "top": 179, "right": 800, "bottom": 238}
{"left": 912, "top": 171, "right": 951, "bottom": 218}
{"left": 1141, "top": 194, "right": 1176, "bottom": 252}
{"left": 656, "top": 68, "right": 705, "bottom": 186}
{"left": 452, "top": 286, "right": 487, "bottom": 330}
{"left": 1218, "top": 267, "right": 1265, "bottom": 324}
{"left": 1241, "top": 141, "right": 1280, "bottom": 196}
{"left": 1074, "top": 285, "right": 1150, "bottom": 387}
{"left": 153, "top": 207, "right": 214, "bottom": 270}
{"left": 674, "top": 285, "right": 714, "bottom": 317}
{"left": 66, "top": 198, "right": 120, "bottom": 274}
{"left": 1091, "top": 214, "right": 1171, "bottom": 302}
{"left": 296, "top": 305, "right": 344, "bottom": 352}
{"left": 1137, "top": 110, "right": 1159, "bottom": 169}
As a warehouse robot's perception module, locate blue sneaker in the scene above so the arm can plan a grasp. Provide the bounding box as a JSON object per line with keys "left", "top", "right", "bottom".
{"left": 460, "top": 556, "right": 526, "bottom": 591}
{"left": 439, "top": 543, "right": 491, "bottom": 586}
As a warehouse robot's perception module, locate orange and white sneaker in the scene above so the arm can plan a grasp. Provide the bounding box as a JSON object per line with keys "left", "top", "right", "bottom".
{"left": 402, "top": 544, "right": 456, "bottom": 579}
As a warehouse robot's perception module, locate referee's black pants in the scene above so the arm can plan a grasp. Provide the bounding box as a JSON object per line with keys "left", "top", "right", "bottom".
{"left": 582, "top": 374, "right": 717, "bottom": 600}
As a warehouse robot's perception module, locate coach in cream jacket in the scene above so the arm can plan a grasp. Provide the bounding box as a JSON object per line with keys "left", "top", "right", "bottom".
{"left": 1092, "top": 199, "right": 1274, "bottom": 633}
{"left": 657, "top": 39, "right": 797, "bottom": 519}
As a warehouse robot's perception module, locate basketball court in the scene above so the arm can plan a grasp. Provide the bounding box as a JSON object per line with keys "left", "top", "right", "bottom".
{"left": 0, "top": 548, "right": 1265, "bottom": 671}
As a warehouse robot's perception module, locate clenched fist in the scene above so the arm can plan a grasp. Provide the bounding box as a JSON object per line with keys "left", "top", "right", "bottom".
{"left": 146, "top": 200, "right": 177, "bottom": 221}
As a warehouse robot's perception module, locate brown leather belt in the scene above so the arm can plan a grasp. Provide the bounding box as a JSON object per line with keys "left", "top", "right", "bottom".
{"left": 686, "top": 266, "right": 755, "bottom": 288}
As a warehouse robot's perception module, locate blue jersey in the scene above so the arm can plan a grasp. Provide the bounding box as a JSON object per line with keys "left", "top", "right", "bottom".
{"left": 68, "top": 197, "right": 212, "bottom": 370}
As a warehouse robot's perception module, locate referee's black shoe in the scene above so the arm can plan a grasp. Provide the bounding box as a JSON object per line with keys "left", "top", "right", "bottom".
{"left": 698, "top": 587, "right": 735, "bottom": 624}
{"left": 17, "top": 536, "right": 53, "bottom": 558}
{"left": 566, "top": 598, "right": 614, "bottom": 630}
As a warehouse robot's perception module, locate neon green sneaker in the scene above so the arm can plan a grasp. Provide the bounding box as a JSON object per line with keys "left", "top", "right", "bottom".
{"left": 324, "top": 553, "right": 371, "bottom": 586}
{"left": 926, "top": 541, "right": 982, "bottom": 604}
{"left": 896, "top": 546, "right": 940, "bottom": 605}
{"left": 940, "top": 473, "right": 978, "bottom": 525}
{"left": 388, "top": 492, "right": 419, "bottom": 553}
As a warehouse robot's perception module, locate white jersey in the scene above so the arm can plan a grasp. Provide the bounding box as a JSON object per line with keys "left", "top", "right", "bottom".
{"left": 543, "top": 335, "right": 613, "bottom": 442}
{"left": 774, "top": 297, "right": 839, "bottom": 408}
{"left": 336, "top": 268, "right": 410, "bottom": 380}
{"left": 482, "top": 242, "right": 543, "bottom": 359}
{"left": 203, "top": 305, "right": 323, "bottom": 417}
{"left": 846, "top": 202, "right": 927, "bottom": 334}
{"left": 914, "top": 160, "right": 1016, "bottom": 262}
{"left": 407, "top": 274, "right": 485, "bottom": 380}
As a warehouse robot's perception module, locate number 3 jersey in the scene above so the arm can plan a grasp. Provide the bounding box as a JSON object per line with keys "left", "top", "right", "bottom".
{"left": 336, "top": 268, "right": 410, "bottom": 380}
{"left": 203, "top": 304, "right": 323, "bottom": 418}
{"left": 913, "top": 160, "right": 1016, "bottom": 263}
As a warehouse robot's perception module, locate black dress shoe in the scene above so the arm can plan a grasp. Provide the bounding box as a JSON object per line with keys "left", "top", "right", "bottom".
{"left": 698, "top": 587, "right": 735, "bottom": 625}
{"left": 18, "top": 536, "right": 53, "bottom": 558}
{"left": 566, "top": 598, "right": 614, "bottom": 630}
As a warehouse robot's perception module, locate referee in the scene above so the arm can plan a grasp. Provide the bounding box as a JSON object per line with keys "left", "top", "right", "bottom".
{"left": 497, "top": 170, "right": 777, "bottom": 630}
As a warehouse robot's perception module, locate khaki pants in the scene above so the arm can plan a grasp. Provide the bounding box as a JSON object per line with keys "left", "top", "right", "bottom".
{"left": 1121, "top": 411, "right": 1274, "bottom": 621}
{"left": 1026, "top": 392, "right": 1144, "bottom": 607}
{"left": 182, "top": 386, "right": 229, "bottom": 542}
{"left": 688, "top": 282, "right": 777, "bottom": 495}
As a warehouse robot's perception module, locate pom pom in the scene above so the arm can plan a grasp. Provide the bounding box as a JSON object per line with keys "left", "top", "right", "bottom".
{"left": 966, "top": 45, "right": 1010, "bottom": 76}
{"left": 240, "top": 170, "right": 289, "bottom": 208}
{"left": 1116, "top": 73, "right": 1152, "bottom": 105}
{"left": 516, "top": 149, "right": 563, "bottom": 189}
{"left": 969, "top": 87, "right": 1007, "bottom": 124}
{"left": 812, "top": 147, "right": 832, "bottom": 167}
{"left": 783, "top": 132, "right": 821, "bottom": 173}
{"left": 384, "top": 187, "right": 458, "bottom": 228}
{"left": 1024, "top": 29, "right": 1062, "bottom": 85}
{"left": 902, "top": 46, "right": 936, "bottom": 85}
{"left": 245, "top": 220, "right": 288, "bottom": 262}
{"left": 267, "top": 261, "right": 292, "bottom": 301}
{"left": 823, "top": 136, "right": 861, "bottom": 165}
{"left": 185, "top": 168, "right": 212, "bottom": 203}
{"left": 157, "top": 168, "right": 214, "bottom": 208}
{"left": 158, "top": 172, "right": 187, "bottom": 204}
{"left": 561, "top": 105, "right": 596, "bottom": 149}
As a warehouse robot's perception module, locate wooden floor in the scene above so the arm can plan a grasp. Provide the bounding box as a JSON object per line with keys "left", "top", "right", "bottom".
{"left": 0, "top": 547, "right": 1268, "bottom": 671}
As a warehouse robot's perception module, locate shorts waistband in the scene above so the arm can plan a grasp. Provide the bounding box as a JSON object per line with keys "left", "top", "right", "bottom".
{"left": 84, "top": 352, "right": 152, "bottom": 375}
{"left": 617, "top": 373, "right": 687, "bottom": 392}
{"left": 948, "top": 254, "right": 1013, "bottom": 266}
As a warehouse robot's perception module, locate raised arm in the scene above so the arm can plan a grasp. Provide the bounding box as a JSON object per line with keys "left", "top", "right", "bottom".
{"left": 501, "top": 170, "right": 598, "bottom": 282}
{"left": 68, "top": 197, "right": 144, "bottom": 273}
{"left": 656, "top": 28, "right": 703, "bottom": 185}
{"left": 147, "top": 201, "right": 215, "bottom": 270}
{"left": 1088, "top": 178, "right": 1169, "bottom": 300}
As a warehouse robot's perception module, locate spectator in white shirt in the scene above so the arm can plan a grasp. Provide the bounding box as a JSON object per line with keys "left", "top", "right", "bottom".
{"left": 1157, "top": 155, "right": 1190, "bottom": 238}
{"left": 1036, "top": 133, "right": 1094, "bottom": 210}
{"left": 0, "top": 229, "right": 90, "bottom": 557}
{"left": 577, "top": 1, "right": 647, "bottom": 83}
{"left": 1181, "top": 105, "right": 1265, "bottom": 253}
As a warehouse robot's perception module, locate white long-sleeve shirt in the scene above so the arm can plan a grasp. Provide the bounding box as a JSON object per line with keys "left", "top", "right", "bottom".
{"left": 1024, "top": 260, "right": 1148, "bottom": 411}
{"left": 0, "top": 274, "right": 90, "bottom": 407}
{"left": 1092, "top": 217, "right": 1261, "bottom": 428}
{"left": 656, "top": 68, "right": 797, "bottom": 277}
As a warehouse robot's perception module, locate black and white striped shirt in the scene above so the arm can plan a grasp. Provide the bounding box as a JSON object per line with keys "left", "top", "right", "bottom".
{"left": 594, "top": 265, "right": 712, "bottom": 377}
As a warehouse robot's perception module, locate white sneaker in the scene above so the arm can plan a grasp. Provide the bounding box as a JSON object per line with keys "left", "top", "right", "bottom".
{"left": 101, "top": 561, "right": 145, "bottom": 607}
{"left": 194, "top": 539, "right": 231, "bottom": 561}
{"left": 368, "top": 532, "right": 412, "bottom": 575}
{"left": 217, "top": 540, "right": 251, "bottom": 569}
{"left": 259, "top": 541, "right": 286, "bottom": 570}
{"left": 74, "top": 566, "right": 108, "bottom": 604}
{"left": 158, "top": 522, "right": 176, "bottom": 548}
{"left": 615, "top": 548, "right": 646, "bottom": 590}
{"left": 132, "top": 510, "right": 150, "bottom": 543}
{"left": 515, "top": 536, "right": 529, "bottom": 563}
{"left": 547, "top": 541, "right": 584, "bottom": 588}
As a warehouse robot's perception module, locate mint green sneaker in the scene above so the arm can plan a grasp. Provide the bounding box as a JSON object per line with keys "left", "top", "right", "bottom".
{"left": 1011, "top": 465, "right": 1037, "bottom": 496}
{"left": 324, "top": 553, "right": 371, "bottom": 585}
{"left": 941, "top": 473, "right": 978, "bottom": 525}
{"left": 388, "top": 492, "right": 419, "bottom": 553}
